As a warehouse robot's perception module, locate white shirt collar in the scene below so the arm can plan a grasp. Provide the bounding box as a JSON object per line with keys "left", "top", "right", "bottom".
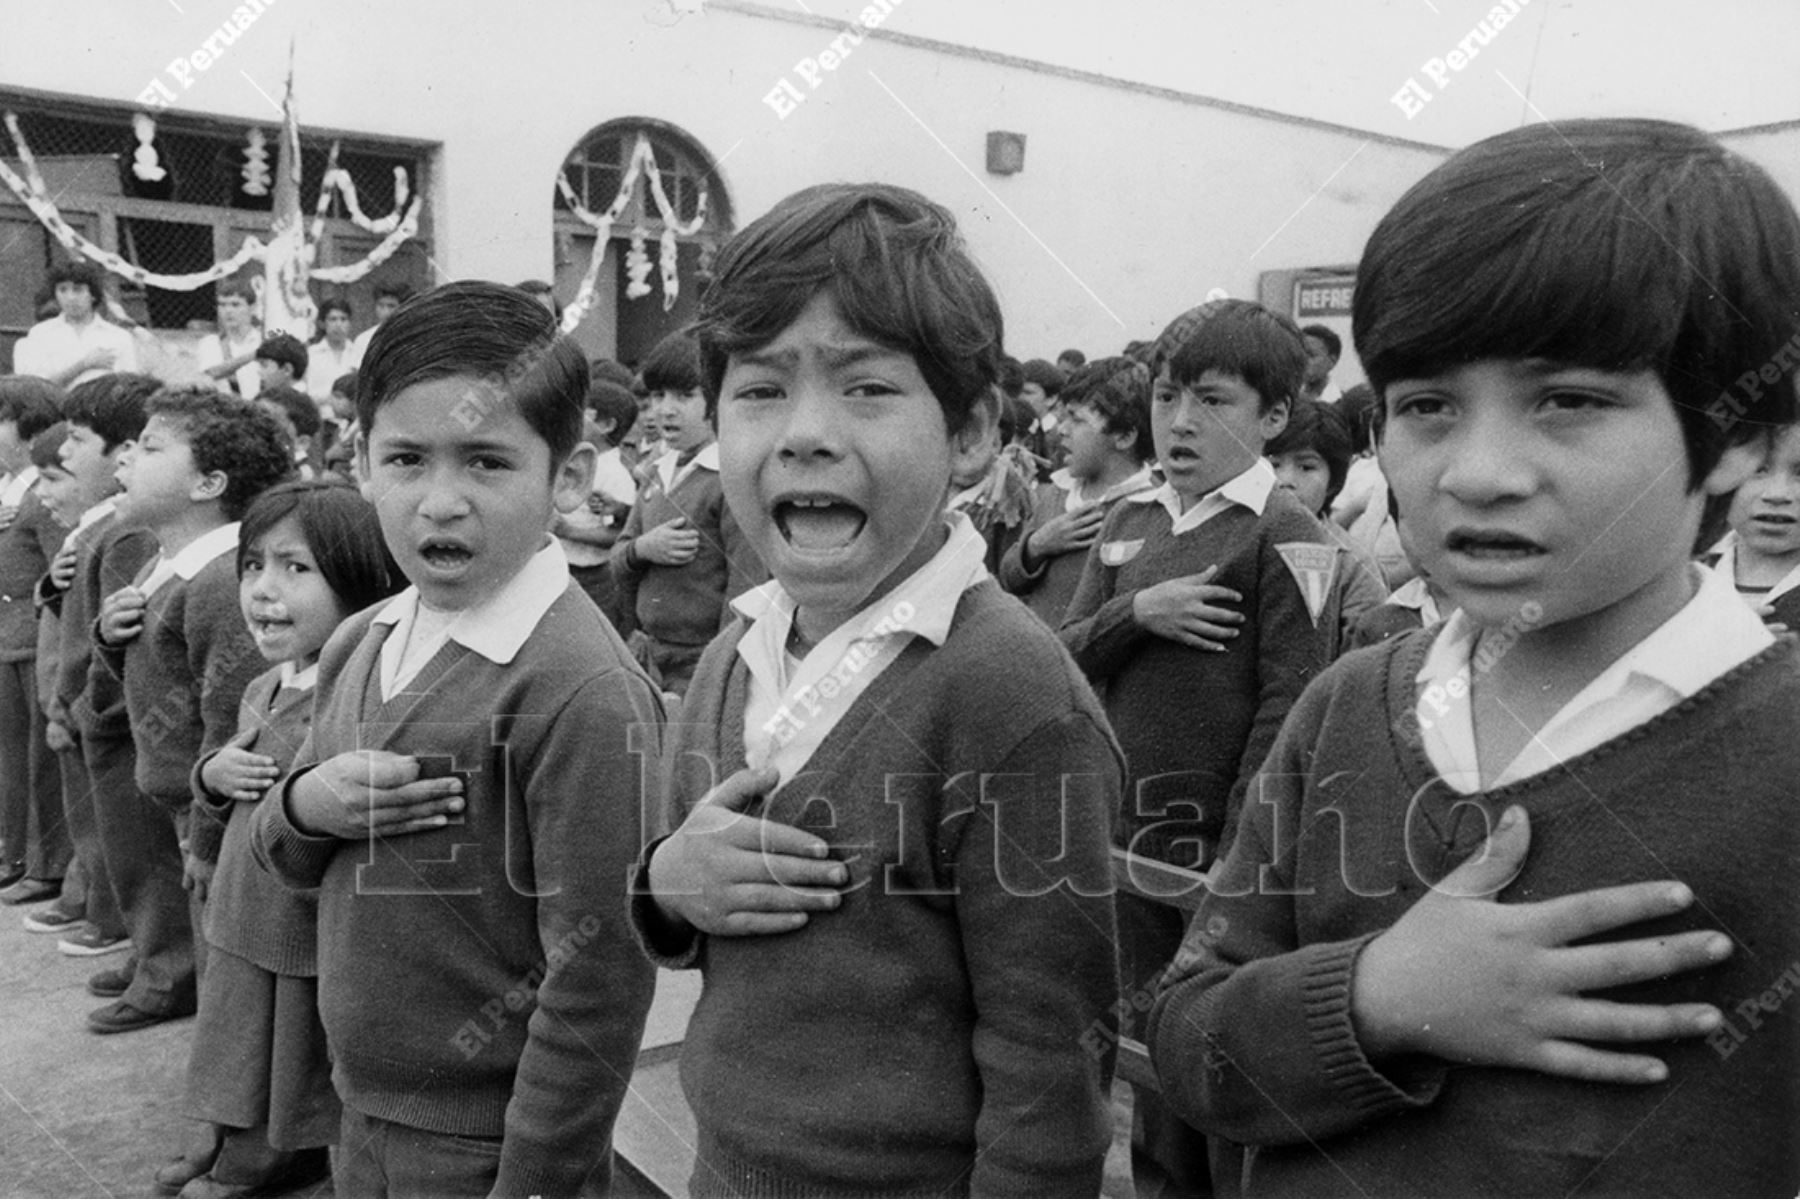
{"left": 0, "top": 466, "right": 38, "bottom": 507}
{"left": 1130, "top": 457, "right": 1276, "bottom": 534}
{"left": 1053, "top": 464, "right": 1157, "bottom": 512}
{"left": 1386, "top": 576, "right": 1443, "bottom": 624}
{"left": 1711, "top": 531, "right": 1800, "bottom": 607}
{"left": 165, "top": 522, "right": 242, "bottom": 581}
{"left": 655, "top": 441, "right": 719, "bottom": 492}
{"left": 373, "top": 538, "right": 571, "bottom": 667}
{"left": 280, "top": 661, "right": 319, "bottom": 692}
{"left": 1416, "top": 564, "right": 1774, "bottom": 791}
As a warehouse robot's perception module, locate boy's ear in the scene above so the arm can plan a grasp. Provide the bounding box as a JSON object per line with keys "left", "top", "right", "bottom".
{"left": 949, "top": 387, "right": 1003, "bottom": 480}
{"left": 552, "top": 441, "right": 599, "bottom": 516}
{"left": 1259, "top": 397, "right": 1291, "bottom": 442}
{"left": 1702, "top": 436, "right": 1765, "bottom": 497}
{"left": 190, "top": 469, "right": 228, "bottom": 504}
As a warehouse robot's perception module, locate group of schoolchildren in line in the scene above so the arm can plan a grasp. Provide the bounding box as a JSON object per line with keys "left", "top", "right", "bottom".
{"left": 0, "top": 115, "right": 1796, "bottom": 1199}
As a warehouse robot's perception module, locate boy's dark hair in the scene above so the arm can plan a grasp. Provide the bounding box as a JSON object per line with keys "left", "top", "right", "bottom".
{"left": 146, "top": 387, "right": 296, "bottom": 520}
{"left": 63, "top": 372, "right": 159, "bottom": 451}
{"left": 639, "top": 329, "right": 705, "bottom": 407}
{"left": 356, "top": 280, "right": 589, "bottom": 467}
{"left": 215, "top": 278, "right": 255, "bottom": 304}
{"left": 586, "top": 381, "right": 638, "bottom": 447}
{"left": 695, "top": 182, "right": 1004, "bottom": 436}
{"left": 259, "top": 384, "right": 322, "bottom": 439}
{"left": 331, "top": 370, "right": 358, "bottom": 399}
{"left": 373, "top": 282, "right": 413, "bottom": 304}
{"left": 47, "top": 260, "right": 105, "bottom": 304}
{"left": 1265, "top": 398, "right": 1354, "bottom": 509}
{"left": 256, "top": 332, "right": 309, "bottom": 381}
{"left": 29, "top": 421, "right": 69, "bottom": 472}
{"left": 1063, "top": 356, "right": 1154, "bottom": 463}
{"left": 1058, "top": 348, "right": 1087, "bottom": 368}
{"left": 0, "top": 376, "right": 66, "bottom": 439}
{"left": 589, "top": 358, "right": 637, "bottom": 390}
{"left": 1355, "top": 118, "right": 1800, "bottom": 488}
{"left": 1021, "top": 358, "right": 1066, "bottom": 398}
{"left": 998, "top": 357, "right": 1024, "bottom": 400}
{"left": 1157, "top": 299, "right": 1309, "bottom": 414}
{"left": 1300, "top": 324, "right": 1342, "bottom": 362}
{"left": 318, "top": 297, "right": 353, "bottom": 322}
{"left": 238, "top": 477, "right": 402, "bottom": 614}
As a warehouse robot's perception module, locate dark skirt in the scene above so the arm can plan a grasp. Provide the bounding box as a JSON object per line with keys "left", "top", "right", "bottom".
{"left": 184, "top": 945, "right": 338, "bottom": 1149}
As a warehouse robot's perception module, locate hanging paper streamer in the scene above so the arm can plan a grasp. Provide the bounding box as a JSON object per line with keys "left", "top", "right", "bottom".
{"left": 555, "top": 131, "right": 710, "bottom": 332}
{"left": 241, "top": 127, "right": 271, "bottom": 197}
{"left": 0, "top": 101, "right": 422, "bottom": 302}
{"left": 131, "top": 114, "right": 166, "bottom": 183}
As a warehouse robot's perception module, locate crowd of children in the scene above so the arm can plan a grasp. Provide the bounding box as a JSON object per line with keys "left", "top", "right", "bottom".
{"left": 0, "top": 114, "right": 1795, "bottom": 1198}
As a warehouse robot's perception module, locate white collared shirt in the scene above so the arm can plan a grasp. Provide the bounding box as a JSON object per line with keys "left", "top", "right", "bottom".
{"left": 734, "top": 511, "right": 989, "bottom": 784}
{"left": 1131, "top": 457, "right": 1276, "bottom": 537}
{"left": 1385, "top": 576, "right": 1443, "bottom": 626}
{"left": 654, "top": 441, "right": 719, "bottom": 495}
{"left": 197, "top": 329, "right": 264, "bottom": 398}
{"left": 1416, "top": 564, "right": 1774, "bottom": 793}
{"left": 280, "top": 661, "right": 319, "bottom": 692}
{"left": 1710, "top": 532, "right": 1800, "bottom": 610}
{"left": 305, "top": 340, "right": 357, "bottom": 401}
{"left": 12, "top": 315, "right": 138, "bottom": 385}
{"left": 1049, "top": 464, "right": 1158, "bottom": 513}
{"left": 0, "top": 466, "right": 38, "bottom": 508}
{"left": 138, "top": 522, "right": 241, "bottom": 600}
{"left": 60, "top": 496, "right": 118, "bottom": 555}
{"left": 372, "top": 538, "right": 570, "bottom": 700}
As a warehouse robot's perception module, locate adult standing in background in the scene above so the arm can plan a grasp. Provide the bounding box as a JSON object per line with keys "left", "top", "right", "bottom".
{"left": 11, "top": 261, "right": 138, "bottom": 387}
{"left": 195, "top": 279, "right": 264, "bottom": 398}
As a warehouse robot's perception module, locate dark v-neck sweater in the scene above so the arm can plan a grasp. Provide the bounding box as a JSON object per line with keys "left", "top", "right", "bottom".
{"left": 193, "top": 666, "right": 317, "bottom": 974}
{"left": 1148, "top": 629, "right": 1800, "bottom": 1199}
{"left": 252, "top": 584, "right": 661, "bottom": 1198}
{"left": 632, "top": 580, "right": 1124, "bottom": 1198}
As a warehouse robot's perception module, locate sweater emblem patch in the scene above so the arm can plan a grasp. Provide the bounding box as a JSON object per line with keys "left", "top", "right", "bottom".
{"left": 1100, "top": 538, "right": 1144, "bottom": 566}
{"left": 1276, "top": 541, "right": 1338, "bottom": 627}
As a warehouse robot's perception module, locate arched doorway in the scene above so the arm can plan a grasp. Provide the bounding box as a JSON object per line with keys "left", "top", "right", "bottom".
{"left": 552, "top": 119, "right": 731, "bottom": 368}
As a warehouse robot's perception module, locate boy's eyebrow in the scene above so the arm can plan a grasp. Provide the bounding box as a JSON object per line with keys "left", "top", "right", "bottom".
{"left": 370, "top": 432, "right": 522, "bottom": 456}
{"left": 734, "top": 342, "right": 908, "bottom": 372}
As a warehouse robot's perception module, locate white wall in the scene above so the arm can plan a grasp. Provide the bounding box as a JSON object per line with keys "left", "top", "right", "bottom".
{"left": 8, "top": 0, "right": 1452, "bottom": 358}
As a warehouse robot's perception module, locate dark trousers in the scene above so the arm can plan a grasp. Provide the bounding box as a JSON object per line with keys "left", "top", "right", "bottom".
{"left": 57, "top": 745, "right": 126, "bottom": 938}
{"left": 85, "top": 733, "right": 194, "bottom": 1014}
{"left": 1118, "top": 892, "right": 1215, "bottom": 1199}
{"left": 0, "top": 659, "right": 68, "bottom": 878}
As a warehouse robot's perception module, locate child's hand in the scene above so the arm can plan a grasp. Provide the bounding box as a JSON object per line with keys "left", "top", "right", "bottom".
{"left": 44, "top": 720, "right": 74, "bottom": 753}
{"left": 202, "top": 742, "right": 281, "bottom": 802}
{"left": 1755, "top": 601, "right": 1789, "bottom": 635}
{"left": 1352, "top": 806, "right": 1730, "bottom": 1084}
{"left": 49, "top": 543, "right": 78, "bottom": 590}
{"left": 1132, "top": 565, "right": 1245, "bottom": 650}
{"left": 98, "top": 586, "right": 147, "bottom": 645}
{"left": 183, "top": 849, "right": 214, "bottom": 903}
{"left": 648, "top": 766, "right": 846, "bottom": 937}
{"left": 287, "top": 749, "right": 465, "bottom": 840}
{"left": 0, "top": 504, "right": 17, "bottom": 532}
{"left": 1029, "top": 504, "right": 1106, "bottom": 560}
{"left": 634, "top": 516, "right": 700, "bottom": 566}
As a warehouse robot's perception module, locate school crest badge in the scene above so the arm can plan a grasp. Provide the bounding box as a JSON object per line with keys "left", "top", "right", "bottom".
{"left": 1276, "top": 542, "right": 1338, "bottom": 627}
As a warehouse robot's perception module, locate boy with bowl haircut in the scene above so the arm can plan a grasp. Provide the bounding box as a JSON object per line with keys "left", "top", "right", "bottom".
{"left": 251, "top": 281, "right": 660, "bottom": 1198}
{"left": 1059, "top": 298, "right": 1339, "bottom": 1195}
{"left": 92, "top": 388, "right": 294, "bottom": 1035}
{"left": 43, "top": 374, "right": 160, "bottom": 966}
{"left": 633, "top": 183, "right": 1122, "bottom": 1196}
{"left": 1149, "top": 119, "right": 1800, "bottom": 1197}
{"left": 1711, "top": 420, "right": 1800, "bottom": 629}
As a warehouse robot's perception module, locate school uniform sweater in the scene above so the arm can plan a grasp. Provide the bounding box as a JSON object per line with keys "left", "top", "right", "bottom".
{"left": 50, "top": 514, "right": 156, "bottom": 742}
{"left": 0, "top": 487, "right": 65, "bottom": 662}
{"left": 192, "top": 666, "right": 317, "bottom": 975}
{"left": 998, "top": 473, "right": 1154, "bottom": 626}
{"left": 632, "top": 580, "right": 1123, "bottom": 1199}
{"left": 1060, "top": 486, "right": 1336, "bottom": 866}
{"left": 94, "top": 550, "right": 264, "bottom": 865}
{"left": 252, "top": 584, "right": 661, "bottom": 1199}
{"left": 1147, "top": 630, "right": 1800, "bottom": 1199}
{"left": 610, "top": 453, "right": 765, "bottom": 648}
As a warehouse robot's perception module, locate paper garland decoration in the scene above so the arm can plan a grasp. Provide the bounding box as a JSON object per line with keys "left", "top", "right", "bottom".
{"left": 556, "top": 131, "right": 710, "bottom": 331}
{"left": 0, "top": 110, "right": 422, "bottom": 295}
{"left": 131, "top": 114, "right": 166, "bottom": 183}
{"left": 241, "top": 127, "right": 271, "bottom": 196}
